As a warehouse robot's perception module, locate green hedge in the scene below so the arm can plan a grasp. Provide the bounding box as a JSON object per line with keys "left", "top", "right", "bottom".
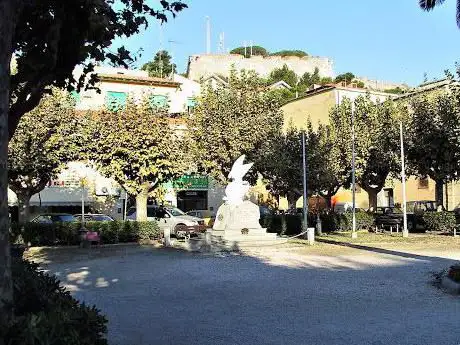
{"left": 422, "top": 212, "right": 456, "bottom": 232}
{"left": 264, "top": 211, "right": 375, "bottom": 235}
{"left": 10, "top": 220, "right": 161, "bottom": 246}
{"left": 3, "top": 258, "right": 108, "bottom": 344}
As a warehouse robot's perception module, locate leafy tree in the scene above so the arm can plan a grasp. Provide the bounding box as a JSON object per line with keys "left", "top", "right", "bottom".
{"left": 406, "top": 91, "right": 460, "bottom": 207}
{"left": 299, "top": 68, "right": 321, "bottom": 88}
{"left": 0, "top": 0, "right": 186, "bottom": 322}
{"left": 268, "top": 64, "right": 298, "bottom": 88}
{"left": 335, "top": 72, "right": 356, "bottom": 84}
{"left": 328, "top": 97, "right": 401, "bottom": 209}
{"left": 420, "top": 0, "right": 460, "bottom": 27}
{"left": 385, "top": 87, "right": 405, "bottom": 94}
{"left": 230, "top": 46, "right": 268, "bottom": 58}
{"left": 354, "top": 80, "right": 365, "bottom": 88}
{"left": 88, "top": 97, "right": 192, "bottom": 221}
{"left": 314, "top": 113, "right": 354, "bottom": 209}
{"left": 191, "top": 69, "right": 283, "bottom": 183}
{"left": 141, "top": 50, "right": 176, "bottom": 78}
{"left": 270, "top": 50, "right": 308, "bottom": 57}
{"left": 353, "top": 98, "right": 401, "bottom": 209}
{"left": 269, "top": 88, "right": 296, "bottom": 104}
{"left": 8, "top": 90, "right": 83, "bottom": 222}
{"left": 259, "top": 121, "right": 331, "bottom": 210}
{"left": 259, "top": 124, "right": 304, "bottom": 208}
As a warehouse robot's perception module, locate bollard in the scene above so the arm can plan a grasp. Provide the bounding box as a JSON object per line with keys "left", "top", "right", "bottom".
{"left": 205, "top": 230, "right": 212, "bottom": 246}
{"left": 164, "top": 227, "right": 171, "bottom": 247}
{"left": 307, "top": 227, "right": 315, "bottom": 245}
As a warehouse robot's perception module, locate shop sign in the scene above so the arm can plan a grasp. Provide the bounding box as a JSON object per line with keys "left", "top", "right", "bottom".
{"left": 173, "top": 175, "right": 208, "bottom": 190}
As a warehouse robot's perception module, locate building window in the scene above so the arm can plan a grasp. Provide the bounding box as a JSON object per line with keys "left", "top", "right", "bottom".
{"left": 151, "top": 94, "right": 168, "bottom": 108}
{"left": 106, "top": 91, "right": 127, "bottom": 111}
{"left": 418, "top": 177, "right": 429, "bottom": 189}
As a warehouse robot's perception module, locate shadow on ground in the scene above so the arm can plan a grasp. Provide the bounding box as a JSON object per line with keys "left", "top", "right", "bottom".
{"left": 37, "top": 241, "right": 460, "bottom": 345}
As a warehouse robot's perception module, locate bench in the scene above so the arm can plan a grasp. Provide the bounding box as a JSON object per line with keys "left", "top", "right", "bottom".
{"left": 79, "top": 229, "right": 101, "bottom": 248}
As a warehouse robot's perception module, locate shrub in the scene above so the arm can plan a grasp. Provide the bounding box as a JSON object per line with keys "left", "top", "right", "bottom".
{"left": 10, "top": 220, "right": 162, "bottom": 246}
{"left": 136, "top": 221, "right": 161, "bottom": 241}
{"left": 339, "top": 211, "right": 375, "bottom": 231}
{"left": 320, "top": 212, "right": 343, "bottom": 232}
{"left": 3, "top": 258, "right": 108, "bottom": 345}
{"left": 422, "top": 212, "right": 456, "bottom": 232}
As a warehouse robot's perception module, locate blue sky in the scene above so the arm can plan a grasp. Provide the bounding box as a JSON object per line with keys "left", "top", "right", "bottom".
{"left": 117, "top": 0, "right": 460, "bottom": 86}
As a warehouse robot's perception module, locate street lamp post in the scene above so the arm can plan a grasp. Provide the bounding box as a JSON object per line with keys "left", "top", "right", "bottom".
{"left": 302, "top": 131, "right": 309, "bottom": 238}
{"left": 351, "top": 101, "right": 357, "bottom": 239}
{"left": 400, "top": 121, "right": 409, "bottom": 238}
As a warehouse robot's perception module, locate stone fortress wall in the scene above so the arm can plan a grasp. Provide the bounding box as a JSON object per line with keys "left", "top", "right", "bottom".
{"left": 187, "top": 54, "right": 334, "bottom": 81}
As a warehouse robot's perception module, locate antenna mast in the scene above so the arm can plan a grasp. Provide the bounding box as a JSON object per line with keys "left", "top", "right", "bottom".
{"left": 206, "top": 16, "right": 211, "bottom": 54}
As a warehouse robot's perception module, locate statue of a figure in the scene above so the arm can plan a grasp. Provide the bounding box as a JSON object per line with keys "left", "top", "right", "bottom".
{"left": 213, "top": 155, "right": 262, "bottom": 231}
{"left": 223, "top": 155, "right": 253, "bottom": 205}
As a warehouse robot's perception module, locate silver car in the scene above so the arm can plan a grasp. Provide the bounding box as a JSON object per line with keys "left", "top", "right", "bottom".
{"left": 127, "top": 205, "right": 204, "bottom": 237}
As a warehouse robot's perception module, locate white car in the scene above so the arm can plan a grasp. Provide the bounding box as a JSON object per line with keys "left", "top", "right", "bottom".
{"left": 127, "top": 205, "right": 205, "bottom": 237}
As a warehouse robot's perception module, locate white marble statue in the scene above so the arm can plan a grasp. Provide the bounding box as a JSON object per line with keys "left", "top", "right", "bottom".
{"left": 223, "top": 155, "right": 253, "bottom": 205}
{"left": 213, "top": 155, "right": 262, "bottom": 231}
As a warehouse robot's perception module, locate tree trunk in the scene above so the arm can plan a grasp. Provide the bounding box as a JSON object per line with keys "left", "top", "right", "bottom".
{"left": 135, "top": 184, "right": 149, "bottom": 221}
{"left": 324, "top": 195, "right": 332, "bottom": 210}
{"left": 367, "top": 189, "right": 378, "bottom": 211}
{"left": 16, "top": 192, "right": 31, "bottom": 223}
{"left": 435, "top": 179, "right": 444, "bottom": 209}
{"left": 0, "top": 0, "right": 17, "bottom": 329}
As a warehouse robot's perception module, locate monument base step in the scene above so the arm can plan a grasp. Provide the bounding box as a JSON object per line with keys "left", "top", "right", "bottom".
{"left": 184, "top": 231, "right": 284, "bottom": 252}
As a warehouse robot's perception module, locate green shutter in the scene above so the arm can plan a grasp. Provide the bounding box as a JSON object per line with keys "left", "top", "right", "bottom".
{"left": 70, "top": 91, "right": 80, "bottom": 104}
{"left": 106, "top": 91, "right": 127, "bottom": 111}
{"left": 151, "top": 95, "right": 168, "bottom": 108}
{"left": 187, "top": 97, "right": 197, "bottom": 108}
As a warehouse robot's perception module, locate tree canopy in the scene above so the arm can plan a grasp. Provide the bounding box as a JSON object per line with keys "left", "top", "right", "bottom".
{"left": 141, "top": 50, "right": 176, "bottom": 78}
{"left": 191, "top": 69, "right": 283, "bottom": 182}
{"left": 420, "top": 0, "right": 460, "bottom": 28}
{"left": 406, "top": 90, "right": 460, "bottom": 206}
{"left": 8, "top": 90, "right": 83, "bottom": 221}
{"left": 230, "top": 46, "right": 268, "bottom": 58}
{"left": 88, "top": 97, "right": 193, "bottom": 221}
{"left": 268, "top": 64, "right": 298, "bottom": 88}
{"left": 270, "top": 50, "right": 308, "bottom": 57}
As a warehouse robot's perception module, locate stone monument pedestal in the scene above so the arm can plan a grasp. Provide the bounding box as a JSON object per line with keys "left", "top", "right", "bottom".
{"left": 209, "top": 200, "right": 278, "bottom": 249}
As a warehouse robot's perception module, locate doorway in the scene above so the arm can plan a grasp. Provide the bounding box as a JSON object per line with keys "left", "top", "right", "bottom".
{"left": 176, "top": 190, "right": 208, "bottom": 212}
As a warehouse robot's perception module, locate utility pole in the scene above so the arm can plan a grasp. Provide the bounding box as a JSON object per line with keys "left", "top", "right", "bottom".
{"left": 400, "top": 121, "right": 409, "bottom": 237}
{"left": 351, "top": 101, "right": 357, "bottom": 239}
{"left": 168, "top": 40, "right": 182, "bottom": 80}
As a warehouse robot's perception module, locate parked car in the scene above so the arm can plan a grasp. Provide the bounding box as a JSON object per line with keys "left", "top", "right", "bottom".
{"left": 186, "top": 210, "right": 215, "bottom": 227}
{"left": 31, "top": 213, "right": 76, "bottom": 224}
{"left": 127, "top": 205, "right": 204, "bottom": 237}
{"left": 74, "top": 214, "right": 114, "bottom": 222}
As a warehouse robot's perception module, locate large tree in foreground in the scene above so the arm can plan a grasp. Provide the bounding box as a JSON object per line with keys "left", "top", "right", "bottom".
{"left": 0, "top": 0, "right": 186, "bottom": 326}
{"left": 420, "top": 0, "right": 460, "bottom": 27}
{"left": 8, "top": 90, "right": 83, "bottom": 222}
{"left": 406, "top": 91, "right": 460, "bottom": 207}
{"left": 88, "top": 98, "right": 192, "bottom": 221}
{"left": 191, "top": 69, "right": 283, "bottom": 183}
